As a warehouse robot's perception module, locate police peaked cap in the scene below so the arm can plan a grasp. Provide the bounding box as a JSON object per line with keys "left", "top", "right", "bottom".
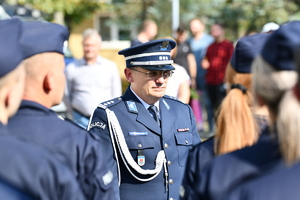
{"left": 20, "top": 21, "right": 69, "bottom": 59}
{"left": 0, "top": 19, "right": 24, "bottom": 77}
{"left": 261, "top": 21, "right": 300, "bottom": 71}
{"left": 231, "top": 33, "right": 270, "bottom": 73}
{"left": 118, "top": 39, "right": 176, "bottom": 71}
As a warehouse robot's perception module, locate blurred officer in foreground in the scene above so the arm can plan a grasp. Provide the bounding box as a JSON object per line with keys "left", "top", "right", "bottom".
{"left": 88, "top": 39, "right": 201, "bottom": 200}
{"left": 179, "top": 33, "right": 270, "bottom": 200}
{"left": 198, "top": 21, "right": 300, "bottom": 200}
{"left": 7, "top": 21, "right": 118, "bottom": 200}
{"left": 225, "top": 23, "right": 300, "bottom": 200}
{"left": 0, "top": 18, "right": 84, "bottom": 200}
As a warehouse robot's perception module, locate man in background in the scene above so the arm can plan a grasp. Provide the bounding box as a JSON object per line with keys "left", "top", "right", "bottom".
{"left": 188, "top": 18, "right": 214, "bottom": 133}
{"left": 174, "top": 24, "right": 197, "bottom": 89}
{"left": 202, "top": 23, "right": 234, "bottom": 112}
{"left": 64, "top": 28, "right": 121, "bottom": 128}
{"left": 131, "top": 19, "right": 158, "bottom": 46}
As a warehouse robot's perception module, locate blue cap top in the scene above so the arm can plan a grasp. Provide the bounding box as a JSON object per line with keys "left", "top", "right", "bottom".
{"left": 0, "top": 18, "right": 24, "bottom": 77}
{"left": 118, "top": 39, "right": 176, "bottom": 71}
{"left": 261, "top": 21, "right": 300, "bottom": 71}
{"left": 20, "top": 21, "right": 69, "bottom": 59}
{"left": 231, "top": 33, "right": 270, "bottom": 73}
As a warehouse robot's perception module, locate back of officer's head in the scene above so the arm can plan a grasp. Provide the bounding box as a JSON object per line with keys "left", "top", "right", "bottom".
{"left": 215, "top": 33, "right": 269, "bottom": 155}
{"left": 20, "top": 21, "right": 69, "bottom": 108}
{"left": 0, "top": 19, "right": 26, "bottom": 122}
{"left": 252, "top": 21, "right": 298, "bottom": 112}
{"left": 252, "top": 21, "right": 300, "bottom": 165}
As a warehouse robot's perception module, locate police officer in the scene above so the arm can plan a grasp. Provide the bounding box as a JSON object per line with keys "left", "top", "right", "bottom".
{"left": 179, "top": 33, "right": 270, "bottom": 200}
{"left": 0, "top": 18, "right": 84, "bottom": 200}
{"left": 7, "top": 21, "right": 118, "bottom": 200}
{"left": 225, "top": 22, "right": 300, "bottom": 200}
{"left": 88, "top": 39, "right": 201, "bottom": 200}
{"left": 197, "top": 21, "right": 300, "bottom": 200}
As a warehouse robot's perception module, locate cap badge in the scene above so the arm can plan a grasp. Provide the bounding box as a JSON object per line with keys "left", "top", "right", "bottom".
{"left": 160, "top": 41, "right": 169, "bottom": 50}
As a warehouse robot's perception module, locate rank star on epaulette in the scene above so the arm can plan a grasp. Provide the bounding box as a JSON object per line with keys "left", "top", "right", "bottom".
{"left": 160, "top": 40, "right": 169, "bottom": 50}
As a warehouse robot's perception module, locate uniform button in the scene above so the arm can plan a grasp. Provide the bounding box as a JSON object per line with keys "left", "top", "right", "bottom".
{"left": 167, "top": 161, "right": 172, "bottom": 166}
{"left": 164, "top": 143, "right": 169, "bottom": 148}
{"left": 170, "top": 198, "right": 174, "bottom": 200}
{"left": 185, "top": 140, "right": 189, "bottom": 144}
{"left": 169, "top": 179, "right": 174, "bottom": 184}
{"left": 138, "top": 144, "right": 142, "bottom": 148}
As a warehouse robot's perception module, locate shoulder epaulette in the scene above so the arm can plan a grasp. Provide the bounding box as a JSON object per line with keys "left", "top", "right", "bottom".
{"left": 163, "top": 95, "right": 185, "bottom": 104}
{"left": 98, "top": 97, "right": 122, "bottom": 109}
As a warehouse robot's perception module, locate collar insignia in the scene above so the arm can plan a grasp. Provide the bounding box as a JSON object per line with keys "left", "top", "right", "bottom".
{"left": 126, "top": 101, "right": 138, "bottom": 113}
{"left": 163, "top": 99, "right": 170, "bottom": 110}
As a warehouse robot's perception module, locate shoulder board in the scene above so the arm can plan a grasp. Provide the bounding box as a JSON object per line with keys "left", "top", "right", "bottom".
{"left": 98, "top": 97, "right": 122, "bottom": 109}
{"left": 163, "top": 95, "right": 185, "bottom": 104}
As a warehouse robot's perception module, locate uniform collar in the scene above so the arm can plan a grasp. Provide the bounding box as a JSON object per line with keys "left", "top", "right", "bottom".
{"left": 15, "top": 100, "right": 56, "bottom": 116}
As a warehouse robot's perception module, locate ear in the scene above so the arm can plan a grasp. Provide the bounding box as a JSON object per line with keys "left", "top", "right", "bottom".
{"left": 124, "top": 68, "right": 134, "bottom": 83}
{"left": 43, "top": 72, "right": 53, "bottom": 94}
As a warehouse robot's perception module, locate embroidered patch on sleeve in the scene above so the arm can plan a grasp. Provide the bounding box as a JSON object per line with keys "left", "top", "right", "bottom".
{"left": 89, "top": 121, "right": 106, "bottom": 130}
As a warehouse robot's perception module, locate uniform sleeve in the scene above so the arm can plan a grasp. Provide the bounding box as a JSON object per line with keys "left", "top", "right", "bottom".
{"left": 40, "top": 153, "right": 86, "bottom": 200}
{"left": 87, "top": 107, "right": 120, "bottom": 200}
{"left": 187, "top": 104, "right": 201, "bottom": 145}
{"left": 179, "top": 147, "right": 199, "bottom": 200}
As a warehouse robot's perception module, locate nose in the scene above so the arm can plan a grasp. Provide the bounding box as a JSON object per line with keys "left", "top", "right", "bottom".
{"left": 155, "top": 75, "right": 166, "bottom": 84}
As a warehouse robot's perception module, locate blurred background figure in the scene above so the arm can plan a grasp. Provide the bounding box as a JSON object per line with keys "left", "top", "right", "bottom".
{"left": 64, "top": 28, "right": 122, "bottom": 129}
{"left": 165, "top": 37, "right": 191, "bottom": 104}
{"left": 131, "top": 19, "right": 158, "bottom": 46}
{"left": 173, "top": 24, "right": 197, "bottom": 89}
{"left": 188, "top": 18, "right": 214, "bottom": 133}
{"left": 261, "top": 22, "right": 280, "bottom": 33}
{"left": 202, "top": 23, "right": 234, "bottom": 114}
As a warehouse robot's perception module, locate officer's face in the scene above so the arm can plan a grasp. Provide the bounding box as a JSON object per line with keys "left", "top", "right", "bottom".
{"left": 126, "top": 67, "right": 169, "bottom": 104}
{"left": 82, "top": 36, "right": 101, "bottom": 61}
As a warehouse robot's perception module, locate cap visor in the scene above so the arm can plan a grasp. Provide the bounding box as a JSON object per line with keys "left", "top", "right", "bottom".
{"left": 139, "top": 65, "right": 175, "bottom": 71}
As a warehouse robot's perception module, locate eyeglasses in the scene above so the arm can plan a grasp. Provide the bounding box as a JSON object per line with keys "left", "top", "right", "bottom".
{"left": 131, "top": 68, "right": 174, "bottom": 80}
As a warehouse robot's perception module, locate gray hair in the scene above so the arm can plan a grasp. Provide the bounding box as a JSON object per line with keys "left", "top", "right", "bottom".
{"left": 82, "top": 28, "right": 102, "bottom": 43}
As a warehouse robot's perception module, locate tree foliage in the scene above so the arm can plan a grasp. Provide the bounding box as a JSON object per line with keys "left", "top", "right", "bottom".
{"left": 8, "top": 0, "right": 107, "bottom": 30}
{"left": 111, "top": 0, "right": 300, "bottom": 41}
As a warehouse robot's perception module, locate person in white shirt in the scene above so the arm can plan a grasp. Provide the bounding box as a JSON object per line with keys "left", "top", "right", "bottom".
{"left": 165, "top": 40, "right": 190, "bottom": 104}
{"left": 64, "top": 28, "right": 122, "bottom": 128}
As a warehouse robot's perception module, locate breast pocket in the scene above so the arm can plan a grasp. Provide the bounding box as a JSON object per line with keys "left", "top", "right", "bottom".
{"left": 125, "top": 136, "right": 155, "bottom": 163}
{"left": 174, "top": 133, "right": 193, "bottom": 166}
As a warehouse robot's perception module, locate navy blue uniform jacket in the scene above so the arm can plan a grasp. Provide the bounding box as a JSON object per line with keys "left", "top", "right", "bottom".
{"left": 197, "top": 127, "right": 285, "bottom": 200}
{"left": 88, "top": 87, "right": 201, "bottom": 200}
{"left": 180, "top": 137, "right": 214, "bottom": 200}
{"left": 0, "top": 123, "right": 84, "bottom": 200}
{"left": 7, "top": 100, "right": 117, "bottom": 200}
{"left": 226, "top": 159, "right": 300, "bottom": 200}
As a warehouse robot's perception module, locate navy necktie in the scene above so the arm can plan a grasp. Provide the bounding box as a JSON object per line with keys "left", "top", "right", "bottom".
{"left": 148, "top": 105, "right": 160, "bottom": 126}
